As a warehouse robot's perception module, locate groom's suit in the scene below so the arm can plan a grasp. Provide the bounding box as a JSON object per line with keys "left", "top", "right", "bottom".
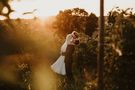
{"left": 65, "top": 34, "right": 75, "bottom": 82}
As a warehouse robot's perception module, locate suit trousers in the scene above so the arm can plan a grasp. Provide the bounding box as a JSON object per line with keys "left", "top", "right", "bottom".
{"left": 65, "top": 44, "right": 75, "bottom": 82}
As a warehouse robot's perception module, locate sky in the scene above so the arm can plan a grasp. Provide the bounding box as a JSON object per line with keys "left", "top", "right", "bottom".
{"left": 6, "top": 0, "right": 135, "bottom": 19}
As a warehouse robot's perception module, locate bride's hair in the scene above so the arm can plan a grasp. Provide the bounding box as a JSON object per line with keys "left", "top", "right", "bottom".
{"left": 71, "top": 31, "right": 79, "bottom": 45}
{"left": 72, "top": 31, "right": 79, "bottom": 38}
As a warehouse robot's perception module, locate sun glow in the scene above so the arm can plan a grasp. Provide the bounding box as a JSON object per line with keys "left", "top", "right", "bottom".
{"left": 9, "top": 0, "right": 99, "bottom": 19}
{"left": 10, "top": 0, "right": 59, "bottom": 19}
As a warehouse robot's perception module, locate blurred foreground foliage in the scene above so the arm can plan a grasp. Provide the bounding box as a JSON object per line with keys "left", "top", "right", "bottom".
{"left": 0, "top": 18, "right": 60, "bottom": 90}
{"left": 0, "top": 0, "right": 14, "bottom": 18}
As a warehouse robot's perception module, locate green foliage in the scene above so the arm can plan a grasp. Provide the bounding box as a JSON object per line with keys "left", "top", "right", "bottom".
{"left": 85, "top": 13, "right": 98, "bottom": 36}
{"left": 71, "top": 33, "right": 98, "bottom": 90}
{"left": 104, "top": 7, "right": 135, "bottom": 90}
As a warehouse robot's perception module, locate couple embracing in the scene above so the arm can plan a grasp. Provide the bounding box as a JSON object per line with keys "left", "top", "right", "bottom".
{"left": 51, "top": 31, "right": 79, "bottom": 83}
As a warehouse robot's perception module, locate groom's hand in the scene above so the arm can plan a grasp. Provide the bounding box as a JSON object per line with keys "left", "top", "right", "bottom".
{"left": 61, "top": 52, "right": 66, "bottom": 56}
{"left": 75, "top": 39, "right": 79, "bottom": 45}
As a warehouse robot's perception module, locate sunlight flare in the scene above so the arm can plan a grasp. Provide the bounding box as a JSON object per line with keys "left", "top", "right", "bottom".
{"left": 10, "top": 0, "right": 59, "bottom": 19}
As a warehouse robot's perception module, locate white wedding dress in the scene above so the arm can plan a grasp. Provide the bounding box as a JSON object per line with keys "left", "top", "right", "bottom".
{"left": 51, "top": 34, "right": 74, "bottom": 75}
{"left": 51, "top": 39, "right": 67, "bottom": 75}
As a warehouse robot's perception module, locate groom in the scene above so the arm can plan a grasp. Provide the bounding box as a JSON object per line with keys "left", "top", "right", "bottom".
{"left": 65, "top": 31, "right": 79, "bottom": 84}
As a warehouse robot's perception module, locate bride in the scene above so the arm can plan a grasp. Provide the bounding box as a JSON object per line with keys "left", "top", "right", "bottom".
{"left": 51, "top": 31, "right": 79, "bottom": 75}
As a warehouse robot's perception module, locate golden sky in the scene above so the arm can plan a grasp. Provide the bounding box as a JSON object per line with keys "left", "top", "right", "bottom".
{"left": 6, "top": 0, "right": 135, "bottom": 19}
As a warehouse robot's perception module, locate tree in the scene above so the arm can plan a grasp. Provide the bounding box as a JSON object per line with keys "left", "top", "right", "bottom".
{"left": 53, "top": 8, "right": 98, "bottom": 38}
{"left": 85, "top": 13, "right": 98, "bottom": 37}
